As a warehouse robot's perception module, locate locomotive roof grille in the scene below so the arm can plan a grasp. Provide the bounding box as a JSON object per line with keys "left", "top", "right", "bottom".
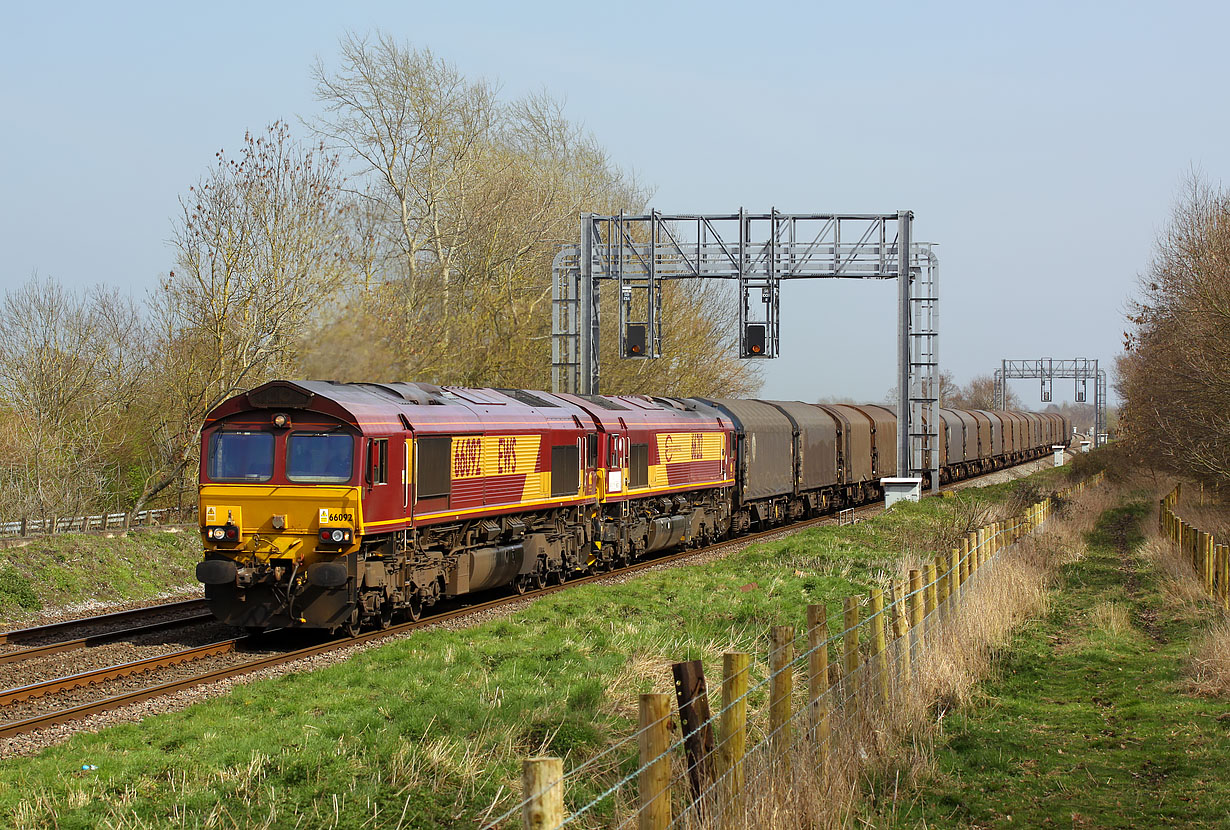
{"left": 494, "top": 388, "right": 559, "bottom": 408}
{"left": 247, "top": 384, "right": 315, "bottom": 409}
{"left": 577, "top": 395, "right": 630, "bottom": 411}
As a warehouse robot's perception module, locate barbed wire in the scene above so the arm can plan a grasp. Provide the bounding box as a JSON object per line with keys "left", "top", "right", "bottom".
{"left": 483, "top": 481, "right": 1103, "bottom": 828}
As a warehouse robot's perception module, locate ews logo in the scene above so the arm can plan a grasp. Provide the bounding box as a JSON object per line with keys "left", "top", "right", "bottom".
{"left": 497, "top": 437, "right": 518, "bottom": 474}
{"left": 665, "top": 433, "right": 708, "bottom": 463}
{"left": 453, "top": 436, "right": 521, "bottom": 479}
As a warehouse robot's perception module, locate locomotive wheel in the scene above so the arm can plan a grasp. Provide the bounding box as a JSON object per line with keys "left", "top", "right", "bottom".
{"left": 343, "top": 609, "right": 362, "bottom": 638}
{"left": 406, "top": 596, "right": 422, "bottom": 622}
{"left": 378, "top": 602, "right": 393, "bottom": 630}
{"left": 513, "top": 575, "right": 531, "bottom": 595}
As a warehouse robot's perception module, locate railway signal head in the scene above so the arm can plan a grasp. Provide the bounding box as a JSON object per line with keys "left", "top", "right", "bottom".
{"left": 744, "top": 323, "right": 767, "bottom": 357}
{"left": 625, "top": 323, "right": 647, "bottom": 357}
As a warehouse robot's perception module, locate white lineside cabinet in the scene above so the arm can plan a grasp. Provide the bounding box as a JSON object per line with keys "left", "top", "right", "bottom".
{"left": 882, "top": 477, "right": 922, "bottom": 509}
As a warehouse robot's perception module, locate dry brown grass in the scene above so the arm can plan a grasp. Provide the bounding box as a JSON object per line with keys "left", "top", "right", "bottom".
{"left": 1186, "top": 620, "right": 1230, "bottom": 698}
{"left": 1141, "top": 486, "right": 1230, "bottom": 700}
{"left": 1141, "top": 537, "right": 1210, "bottom": 612}
{"left": 1174, "top": 488, "right": 1230, "bottom": 541}
{"left": 1088, "top": 601, "right": 1135, "bottom": 638}
{"left": 656, "top": 486, "right": 1108, "bottom": 830}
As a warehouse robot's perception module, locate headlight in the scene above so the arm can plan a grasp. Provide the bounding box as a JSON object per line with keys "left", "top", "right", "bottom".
{"left": 209, "top": 527, "right": 224, "bottom": 540}
{"left": 331, "top": 529, "right": 345, "bottom": 542}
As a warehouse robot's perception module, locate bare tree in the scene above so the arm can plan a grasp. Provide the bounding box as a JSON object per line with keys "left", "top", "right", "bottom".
{"left": 0, "top": 274, "right": 148, "bottom": 518}
{"left": 946, "top": 373, "right": 1022, "bottom": 410}
{"left": 1119, "top": 173, "right": 1230, "bottom": 483}
{"left": 303, "top": 31, "right": 758, "bottom": 396}
{"left": 311, "top": 33, "right": 499, "bottom": 312}
{"left": 136, "top": 122, "right": 357, "bottom": 511}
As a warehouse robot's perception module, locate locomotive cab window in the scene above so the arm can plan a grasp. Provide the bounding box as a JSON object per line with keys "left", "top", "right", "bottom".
{"left": 629, "top": 442, "right": 649, "bottom": 489}
{"left": 287, "top": 433, "right": 354, "bottom": 483}
{"left": 369, "top": 438, "right": 389, "bottom": 485}
{"left": 416, "top": 436, "right": 451, "bottom": 499}
{"left": 585, "top": 433, "right": 598, "bottom": 468}
{"left": 208, "top": 431, "right": 274, "bottom": 482}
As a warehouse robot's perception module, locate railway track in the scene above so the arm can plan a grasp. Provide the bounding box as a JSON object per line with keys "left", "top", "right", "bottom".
{"left": 0, "top": 598, "right": 208, "bottom": 651}
{"left": 0, "top": 605, "right": 215, "bottom": 668}
{"left": 0, "top": 511, "right": 854, "bottom": 739}
{"left": 0, "top": 458, "right": 1053, "bottom": 740}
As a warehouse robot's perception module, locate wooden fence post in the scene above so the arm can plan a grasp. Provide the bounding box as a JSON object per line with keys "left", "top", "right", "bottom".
{"left": 959, "top": 536, "right": 970, "bottom": 588}
{"left": 924, "top": 563, "right": 938, "bottom": 619}
{"left": 522, "top": 757, "right": 565, "bottom": 829}
{"left": 1218, "top": 545, "right": 1229, "bottom": 611}
{"left": 908, "top": 569, "right": 924, "bottom": 630}
{"left": 842, "top": 597, "right": 860, "bottom": 702}
{"left": 769, "top": 625, "right": 794, "bottom": 755}
{"left": 720, "top": 652, "right": 749, "bottom": 813}
{"left": 890, "top": 580, "right": 909, "bottom": 688}
{"left": 806, "top": 606, "right": 830, "bottom": 760}
{"left": 870, "top": 589, "right": 888, "bottom": 704}
{"left": 672, "top": 660, "right": 714, "bottom": 800}
{"left": 639, "top": 693, "right": 672, "bottom": 830}
{"left": 1203, "top": 532, "right": 1216, "bottom": 596}
{"left": 938, "top": 553, "right": 952, "bottom": 616}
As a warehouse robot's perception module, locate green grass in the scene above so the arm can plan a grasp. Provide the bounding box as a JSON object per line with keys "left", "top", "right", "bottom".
{"left": 0, "top": 475, "right": 1053, "bottom": 829}
{"left": 885, "top": 500, "right": 1230, "bottom": 828}
{"left": 0, "top": 530, "right": 202, "bottom": 623}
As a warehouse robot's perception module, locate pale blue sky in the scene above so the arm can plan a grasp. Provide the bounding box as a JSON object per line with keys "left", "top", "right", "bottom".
{"left": 4, "top": 1, "right": 1226, "bottom": 404}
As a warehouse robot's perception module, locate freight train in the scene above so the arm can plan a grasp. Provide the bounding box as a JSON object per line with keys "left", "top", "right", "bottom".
{"left": 195, "top": 381, "right": 1069, "bottom": 635}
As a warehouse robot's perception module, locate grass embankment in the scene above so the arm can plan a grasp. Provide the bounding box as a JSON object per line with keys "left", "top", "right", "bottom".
{"left": 0, "top": 473, "right": 1052, "bottom": 828}
{"left": 889, "top": 497, "right": 1230, "bottom": 827}
{"left": 0, "top": 530, "right": 202, "bottom": 625}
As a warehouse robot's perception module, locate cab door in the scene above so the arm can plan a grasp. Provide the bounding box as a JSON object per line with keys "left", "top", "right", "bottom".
{"left": 402, "top": 436, "right": 411, "bottom": 517}
{"left": 583, "top": 432, "right": 599, "bottom": 498}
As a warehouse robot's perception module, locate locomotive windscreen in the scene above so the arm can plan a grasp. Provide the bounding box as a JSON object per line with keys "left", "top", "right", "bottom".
{"left": 287, "top": 433, "right": 354, "bottom": 483}
{"left": 207, "top": 432, "right": 274, "bottom": 482}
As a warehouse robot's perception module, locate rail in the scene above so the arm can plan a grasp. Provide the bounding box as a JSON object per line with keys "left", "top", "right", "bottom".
{"left": 1159, "top": 484, "right": 1230, "bottom": 612}
{"left": 484, "top": 472, "right": 1105, "bottom": 829}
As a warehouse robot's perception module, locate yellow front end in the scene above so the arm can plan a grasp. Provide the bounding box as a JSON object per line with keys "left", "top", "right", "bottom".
{"left": 199, "top": 484, "right": 362, "bottom": 562}
{"left": 197, "top": 484, "right": 364, "bottom": 631}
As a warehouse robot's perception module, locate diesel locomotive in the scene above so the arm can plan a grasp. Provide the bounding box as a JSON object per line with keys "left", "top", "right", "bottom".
{"left": 195, "top": 380, "right": 1069, "bottom": 634}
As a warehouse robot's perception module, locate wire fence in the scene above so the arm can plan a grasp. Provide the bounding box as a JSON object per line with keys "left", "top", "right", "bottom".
{"left": 483, "top": 472, "right": 1106, "bottom": 829}
{"left": 1159, "top": 484, "right": 1230, "bottom": 612}
{"left": 0, "top": 507, "right": 196, "bottom": 539}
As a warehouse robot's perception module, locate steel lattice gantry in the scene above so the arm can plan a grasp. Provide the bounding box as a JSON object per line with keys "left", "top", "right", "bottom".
{"left": 993, "top": 359, "right": 1107, "bottom": 446}
{"left": 551, "top": 210, "right": 942, "bottom": 486}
